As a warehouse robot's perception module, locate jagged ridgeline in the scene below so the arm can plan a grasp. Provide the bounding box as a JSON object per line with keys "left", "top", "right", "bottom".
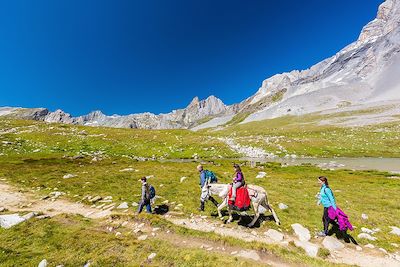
{"left": 1, "top": 0, "right": 400, "bottom": 129}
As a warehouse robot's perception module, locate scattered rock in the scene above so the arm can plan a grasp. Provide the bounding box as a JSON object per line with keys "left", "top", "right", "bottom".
{"left": 294, "top": 240, "right": 319, "bottom": 257}
{"left": 291, "top": 223, "right": 311, "bottom": 241}
{"left": 364, "top": 244, "right": 375, "bottom": 249}
{"left": 83, "top": 261, "right": 91, "bottom": 267}
{"left": 361, "top": 227, "right": 375, "bottom": 234}
{"left": 63, "top": 174, "right": 76, "bottom": 179}
{"left": 322, "top": 236, "right": 345, "bottom": 251}
{"left": 379, "top": 248, "right": 388, "bottom": 254}
{"left": 361, "top": 213, "right": 368, "bottom": 220}
{"left": 88, "top": 196, "right": 102, "bottom": 203}
{"left": 389, "top": 226, "right": 400, "bottom": 236}
{"left": 116, "top": 202, "right": 129, "bottom": 209}
{"left": 391, "top": 243, "right": 399, "bottom": 248}
{"left": 131, "top": 202, "right": 139, "bottom": 207}
{"left": 236, "top": 250, "right": 261, "bottom": 261}
{"left": 278, "top": 203, "right": 288, "bottom": 210}
{"left": 119, "top": 168, "right": 134, "bottom": 172}
{"left": 38, "top": 259, "right": 47, "bottom": 267}
{"left": 230, "top": 251, "right": 238, "bottom": 255}
{"left": 0, "top": 212, "right": 36, "bottom": 229}
{"left": 0, "top": 207, "right": 7, "bottom": 213}
{"left": 138, "top": 235, "right": 148, "bottom": 241}
{"left": 180, "top": 177, "right": 187, "bottom": 183}
{"left": 49, "top": 191, "right": 65, "bottom": 199}
{"left": 356, "top": 246, "right": 363, "bottom": 251}
{"left": 37, "top": 215, "right": 51, "bottom": 219}
{"left": 147, "top": 253, "right": 157, "bottom": 261}
{"left": 256, "top": 172, "right": 267, "bottom": 179}
{"left": 358, "top": 233, "right": 377, "bottom": 241}
{"left": 264, "top": 229, "right": 284, "bottom": 242}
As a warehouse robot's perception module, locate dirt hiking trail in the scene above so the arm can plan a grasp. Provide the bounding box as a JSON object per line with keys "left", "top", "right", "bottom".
{"left": 1, "top": 180, "right": 399, "bottom": 267}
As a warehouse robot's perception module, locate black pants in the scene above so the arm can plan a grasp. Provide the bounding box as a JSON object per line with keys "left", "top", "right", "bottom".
{"left": 322, "top": 207, "right": 331, "bottom": 234}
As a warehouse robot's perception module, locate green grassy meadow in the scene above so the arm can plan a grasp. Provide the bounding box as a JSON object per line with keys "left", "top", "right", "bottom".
{"left": 0, "top": 117, "right": 400, "bottom": 266}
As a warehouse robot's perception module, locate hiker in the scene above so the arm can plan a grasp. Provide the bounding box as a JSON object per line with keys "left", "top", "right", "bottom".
{"left": 137, "top": 177, "right": 152, "bottom": 214}
{"left": 230, "top": 163, "right": 244, "bottom": 202}
{"left": 317, "top": 176, "right": 337, "bottom": 236}
{"left": 197, "top": 164, "right": 218, "bottom": 211}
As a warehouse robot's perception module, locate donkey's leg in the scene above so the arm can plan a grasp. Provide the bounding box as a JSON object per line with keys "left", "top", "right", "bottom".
{"left": 261, "top": 198, "right": 280, "bottom": 225}
{"left": 248, "top": 201, "right": 260, "bottom": 227}
{"left": 269, "top": 204, "right": 280, "bottom": 225}
{"left": 226, "top": 206, "right": 234, "bottom": 223}
{"left": 217, "top": 198, "right": 227, "bottom": 220}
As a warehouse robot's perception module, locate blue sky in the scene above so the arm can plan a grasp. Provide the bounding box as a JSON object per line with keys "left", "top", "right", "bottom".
{"left": 0, "top": 0, "right": 383, "bottom": 116}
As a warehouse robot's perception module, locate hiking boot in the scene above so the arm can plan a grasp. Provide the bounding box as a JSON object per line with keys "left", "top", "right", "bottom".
{"left": 198, "top": 201, "right": 205, "bottom": 211}
{"left": 317, "top": 231, "right": 327, "bottom": 237}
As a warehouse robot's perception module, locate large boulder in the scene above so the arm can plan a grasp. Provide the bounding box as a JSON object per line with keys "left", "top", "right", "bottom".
{"left": 236, "top": 250, "right": 261, "bottom": 261}
{"left": 294, "top": 240, "right": 319, "bottom": 257}
{"left": 0, "top": 212, "right": 36, "bottom": 229}
{"left": 264, "top": 229, "right": 284, "bottom": 242}
{"left": 291, "top": 223, "right": 311, "bottom": 241}
{"left": 322, "top": 236, "right": 345, "bottom": 251}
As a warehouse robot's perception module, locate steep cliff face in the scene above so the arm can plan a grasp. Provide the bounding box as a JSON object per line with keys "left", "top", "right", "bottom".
{"left": 242, "top": 0, "right": 400, "bottom": 123}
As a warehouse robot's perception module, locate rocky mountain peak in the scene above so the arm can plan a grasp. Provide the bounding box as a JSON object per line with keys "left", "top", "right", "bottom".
{"left": 45, "top": 109, "right": 74, "bottom": 123}
{"left": 358, "top": 0, "right": 399, "bottom": 42}
{"left": 188, "top": 96, "right": 200, "bottom": 107}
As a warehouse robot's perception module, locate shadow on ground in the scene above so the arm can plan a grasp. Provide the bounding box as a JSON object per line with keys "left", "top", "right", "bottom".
{"left": 328, "top": 223, "right": 358, "bottom": 245}
{"left": 210, "top": 210, "right": 277, "bottom": 228}
{"left": 153, "top": 204, "right": 169, "bottom": 215}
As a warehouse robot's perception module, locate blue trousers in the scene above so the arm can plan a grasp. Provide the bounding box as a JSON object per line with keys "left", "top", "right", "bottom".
{"left": 138, "top": 199, "right": 152, "bottom": 213}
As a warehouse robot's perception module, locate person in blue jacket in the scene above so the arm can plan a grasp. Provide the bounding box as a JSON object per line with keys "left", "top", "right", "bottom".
{"left": 197, "top": 164, "right": 218, "bottom": 211}
{"left": 317, "top": 176, "right": 337, "bottom": 236}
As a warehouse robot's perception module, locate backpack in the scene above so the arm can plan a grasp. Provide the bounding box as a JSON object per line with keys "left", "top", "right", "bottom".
{"left": 149, "top": 185, "right": 156, "bottom": 199}
{"left": 204, "top": 170, "right": 218, "bottom": 183}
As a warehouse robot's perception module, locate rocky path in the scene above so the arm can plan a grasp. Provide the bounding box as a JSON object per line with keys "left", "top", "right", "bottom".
{"left": 165, "top": 215, "right": 400, "bottom": 267}
{"left": 0, "top": 181, "right": 110, "bottom": 219}
{"left": 1, "top": 180, "right": 399, "bottom": 267}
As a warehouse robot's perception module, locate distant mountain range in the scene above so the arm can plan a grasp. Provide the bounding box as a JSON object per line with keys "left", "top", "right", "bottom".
{"left": 1, "top": 0, "right": 400, "bottom": 130}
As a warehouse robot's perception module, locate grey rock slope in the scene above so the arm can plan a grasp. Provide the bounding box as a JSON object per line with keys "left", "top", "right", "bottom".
{"left": 0, "top": 95, "right": 232, "bottom": 129}
{"left": 1, "top": 0, "right": 399, "bottom": 129}
{"left": 241, "top": 0, "right": 400, "bottom": 123}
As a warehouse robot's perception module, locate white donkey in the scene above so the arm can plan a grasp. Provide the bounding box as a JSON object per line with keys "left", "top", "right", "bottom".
{"left": 202, "top": 183, "right": 280, "bottom": 227}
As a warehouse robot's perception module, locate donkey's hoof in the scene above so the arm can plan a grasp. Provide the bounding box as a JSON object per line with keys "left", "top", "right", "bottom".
{"left": 276, "top": 221, "right": 281, "bottom": 226}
